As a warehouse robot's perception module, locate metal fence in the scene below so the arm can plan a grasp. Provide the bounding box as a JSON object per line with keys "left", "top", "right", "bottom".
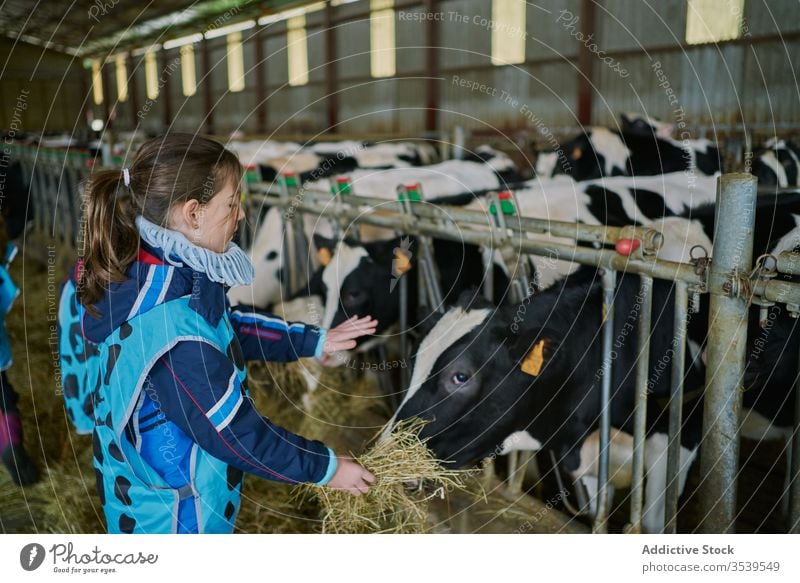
{"left": 14, "top": 142, "right": 800, "bottom": 534}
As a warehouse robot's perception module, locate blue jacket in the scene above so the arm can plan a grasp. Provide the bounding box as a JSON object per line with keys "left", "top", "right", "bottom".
{"left": 85, "top": 240, "right": 336, "bottom": 533}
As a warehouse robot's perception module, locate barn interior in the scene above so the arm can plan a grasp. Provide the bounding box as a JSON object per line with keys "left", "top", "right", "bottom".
{"left": 1, "top": 0, "right": 799, "bottom": 535}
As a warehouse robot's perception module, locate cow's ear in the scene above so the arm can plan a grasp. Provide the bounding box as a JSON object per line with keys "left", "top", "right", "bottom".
{"left": 364, "top": 235, "right": 416, "bottom": 265}
{"left": 507, "top": 328, "right": 562, "bottom": 378}
{"left": 313, "top": 233, "right": 336, "bottom": 252}
{"left": 313, "top": 234, "right": 337, "bottom": 267}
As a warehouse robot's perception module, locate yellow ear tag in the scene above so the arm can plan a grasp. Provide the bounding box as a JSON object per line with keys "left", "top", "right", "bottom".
{"left": 317, "top": 247, "right": 332, "bottom": 267}
{"left": 571, "top": 146, "right": 583, "bottom": 160}
{"left": 393, "top": 249, "right": 412, "bottom": 274}
{"left": 521, "top": 340, "right": 546, "bottom": 377}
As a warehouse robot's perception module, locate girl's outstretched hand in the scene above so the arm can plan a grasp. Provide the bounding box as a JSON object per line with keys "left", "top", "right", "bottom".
{"left": 327, "top": 456, "right": 376, "bottom": 496}
{"left": 323, "top": 316, "right": 378, "bottom": 353}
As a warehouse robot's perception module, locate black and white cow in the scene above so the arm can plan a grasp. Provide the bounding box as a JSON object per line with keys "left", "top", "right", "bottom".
{"left": 261, "top": 141, "right": 441, "bottom": 184}
{"left": 388, "top": 270, "right": 705, "bottom": 533}
{"left": 535, "top": 126, "right": 721, "bottom": 181}
{"left": 752, "top": 138, "right": 800, "bottom": 188}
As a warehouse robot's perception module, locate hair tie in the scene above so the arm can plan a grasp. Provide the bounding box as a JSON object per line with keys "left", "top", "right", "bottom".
{"left": 122, "top": 167, "right": 131, "bottom": 187}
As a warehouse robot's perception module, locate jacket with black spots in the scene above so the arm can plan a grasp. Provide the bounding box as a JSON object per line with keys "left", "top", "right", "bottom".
{"left": 82, "top": 240, "right": 337, "bottom": 502}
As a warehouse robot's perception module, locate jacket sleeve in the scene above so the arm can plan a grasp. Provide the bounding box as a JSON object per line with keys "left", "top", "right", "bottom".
{"left": 148, "top": 340, "right": 338, "bottom": 485}
{"left": 228, "top": 305, "right": 327, "bottom": 362}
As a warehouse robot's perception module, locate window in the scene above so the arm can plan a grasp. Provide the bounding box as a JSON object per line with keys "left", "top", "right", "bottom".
{"left": 287, "top": 15, "right": 309, "bottom": 86}
{"left": 91, "top": 59, "right": 103, "bottom": 105}
{"left": 491, "top": 0, "right": 526, "bottom": 65}
{"left": 686, "top": 0, "right": 744, "bottom": 45}
{"left": 114, "top": 55, "right": 128, "bottom": 102}
{"left": 144, "top": 51, "right": 159, "bottom": 100}
{"left": 180, "top": 44, "right": 197, "bottom": 97}
{"left": 227, "top": 31, "right": 246, "bottom": 92}
{"left": 370, "top": 0, "right": 395, "bottom": 78}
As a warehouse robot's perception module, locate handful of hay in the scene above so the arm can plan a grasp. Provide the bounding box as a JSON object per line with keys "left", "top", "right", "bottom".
{"left": 300, "top": 419, "right": 473, "bottom": 533}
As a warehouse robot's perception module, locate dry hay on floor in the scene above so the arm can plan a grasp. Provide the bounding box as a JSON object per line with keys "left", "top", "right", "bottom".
{"left": 235, "top": 477, "right": 322, "bottom": 534}
{"left": 299, "top": 419, "right": 472, "bottom": 534}
{"left": 247, "top": 358, "right": 392, "bottom": 452}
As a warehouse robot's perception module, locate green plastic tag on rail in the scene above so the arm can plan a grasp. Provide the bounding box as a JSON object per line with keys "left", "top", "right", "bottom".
{"left": 332, "top": 176, "right": 352, "bottom": 196}
{"left": 282, "top": 172, "right": 298, "bottom": 188}
{"left": 489, "top": 191, "right": 516, "bottom": 216}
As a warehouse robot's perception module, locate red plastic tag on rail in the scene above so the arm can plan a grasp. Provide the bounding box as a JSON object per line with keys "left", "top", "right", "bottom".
{"left": 615, "top": 238, "right": 641, "bottom": 256}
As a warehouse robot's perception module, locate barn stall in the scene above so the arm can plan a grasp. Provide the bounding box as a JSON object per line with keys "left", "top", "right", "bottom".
{"left": 1, "top": 0, "right": 799, "bottom": 537}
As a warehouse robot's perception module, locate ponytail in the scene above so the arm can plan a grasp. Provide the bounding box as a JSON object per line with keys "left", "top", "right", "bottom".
{"left": 77, "top": 133, "right": 243, "bottom": 312}
{"left": 78, "top": 169, "right": 139, "bottom": 310}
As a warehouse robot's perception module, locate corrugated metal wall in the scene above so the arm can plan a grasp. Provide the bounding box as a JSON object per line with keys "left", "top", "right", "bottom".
{"left": 0, "top": 39, "right": 84, "bottom": 131}
{"left": 80, "top": 0, "right": 799, "bottom": 137}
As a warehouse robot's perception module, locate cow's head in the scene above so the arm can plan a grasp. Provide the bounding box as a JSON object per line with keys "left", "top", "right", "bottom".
{"left": 619, "top": 112, "right": 674, "bottom": 139}
{"left": 315, "top": 234, "right": 414, "bottom": 341}
{"left": 389, "top": 292, "right": 566, "bottom": 468}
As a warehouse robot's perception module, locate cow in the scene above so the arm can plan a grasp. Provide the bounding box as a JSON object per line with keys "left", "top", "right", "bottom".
{"left": 308, "top": 141, "right": 439, "bottom": 168}
{"left": 384, "top": 186, "right": 800, "bottom": 528}
{"left": 752, "top": 138, "right": 800, "bottom": 188}
{"left": 387, "top": 270, "right": 705, "bottom": 533}
{"left": 535, "top": 126, "right": 721, "bottom": 181}
{"left": 254, "top": 140, "right": 441, "bottom": 184}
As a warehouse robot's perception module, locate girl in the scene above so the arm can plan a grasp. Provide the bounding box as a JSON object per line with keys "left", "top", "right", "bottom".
{"left": 0, "top": 214, "right": 39, "bottom": 486}
{"left": 79, "top": 134, "right": 376, "bottom": 534}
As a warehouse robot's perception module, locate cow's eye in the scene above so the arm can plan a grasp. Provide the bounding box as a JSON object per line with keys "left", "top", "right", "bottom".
{"left": 451, "top": 372, "right": 470, "bottom": 385}
{"left": 344, "top": 290, "right": 364, "bottom": 303}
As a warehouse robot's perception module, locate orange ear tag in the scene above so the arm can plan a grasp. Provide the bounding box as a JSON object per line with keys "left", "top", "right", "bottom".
{"left": 317, "top": 247, "right": 332, "bottom": 267}
{"left": 521, "top": 340, "right": 546, "bottom": 377}
{"left": 393, "top": 249, "right": 412, "bottom": 274}
{"left": 571, "top": 146, "right": 583, "bottom": 160}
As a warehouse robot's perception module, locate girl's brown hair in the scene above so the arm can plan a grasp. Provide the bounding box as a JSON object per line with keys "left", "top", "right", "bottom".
{"left": 78, "top": 133, "right": 243, "bottom": 308}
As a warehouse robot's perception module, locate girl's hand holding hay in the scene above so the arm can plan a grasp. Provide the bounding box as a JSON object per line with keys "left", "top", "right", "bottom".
{"left": 328, "top": 456, "right": 376, "bottom": 496}
{"left": 302, "top": 419, "right": 473, "bottom": 533}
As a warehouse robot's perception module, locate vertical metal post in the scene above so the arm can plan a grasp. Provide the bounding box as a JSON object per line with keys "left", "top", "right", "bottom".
{"left": 789, "top": 340, "right": 800, "bottom": 533}
{"left": 627, "top": 275, "right": 653, "bottom": 533}
{"left": 665, "top": 280, "right": 689, "bottom": 533}
{"left": 698, "top": 173, "right": 757, "bottom": 533}
{"left": 576, "top": 0, "right": 596, "bottom": 126}
{"left": 254, "top": 27, "right": 267, "bottom": 134}
{"left": 594, "top": 267, "right": 617, "bottom": 534}
{"left": 481, "top": 246, "right": 494, "bottom": 302}
{"left": 424, "top": 0, "right": 440, "bottom": 133}
{"left": 324, "top": 1, "right": 338, "bottom": 132}
{"left": 398, "top": 274, "right": 410, "bottom": 392}
{"left": 453, "top": 126, "right": 465, "bottom": 160}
